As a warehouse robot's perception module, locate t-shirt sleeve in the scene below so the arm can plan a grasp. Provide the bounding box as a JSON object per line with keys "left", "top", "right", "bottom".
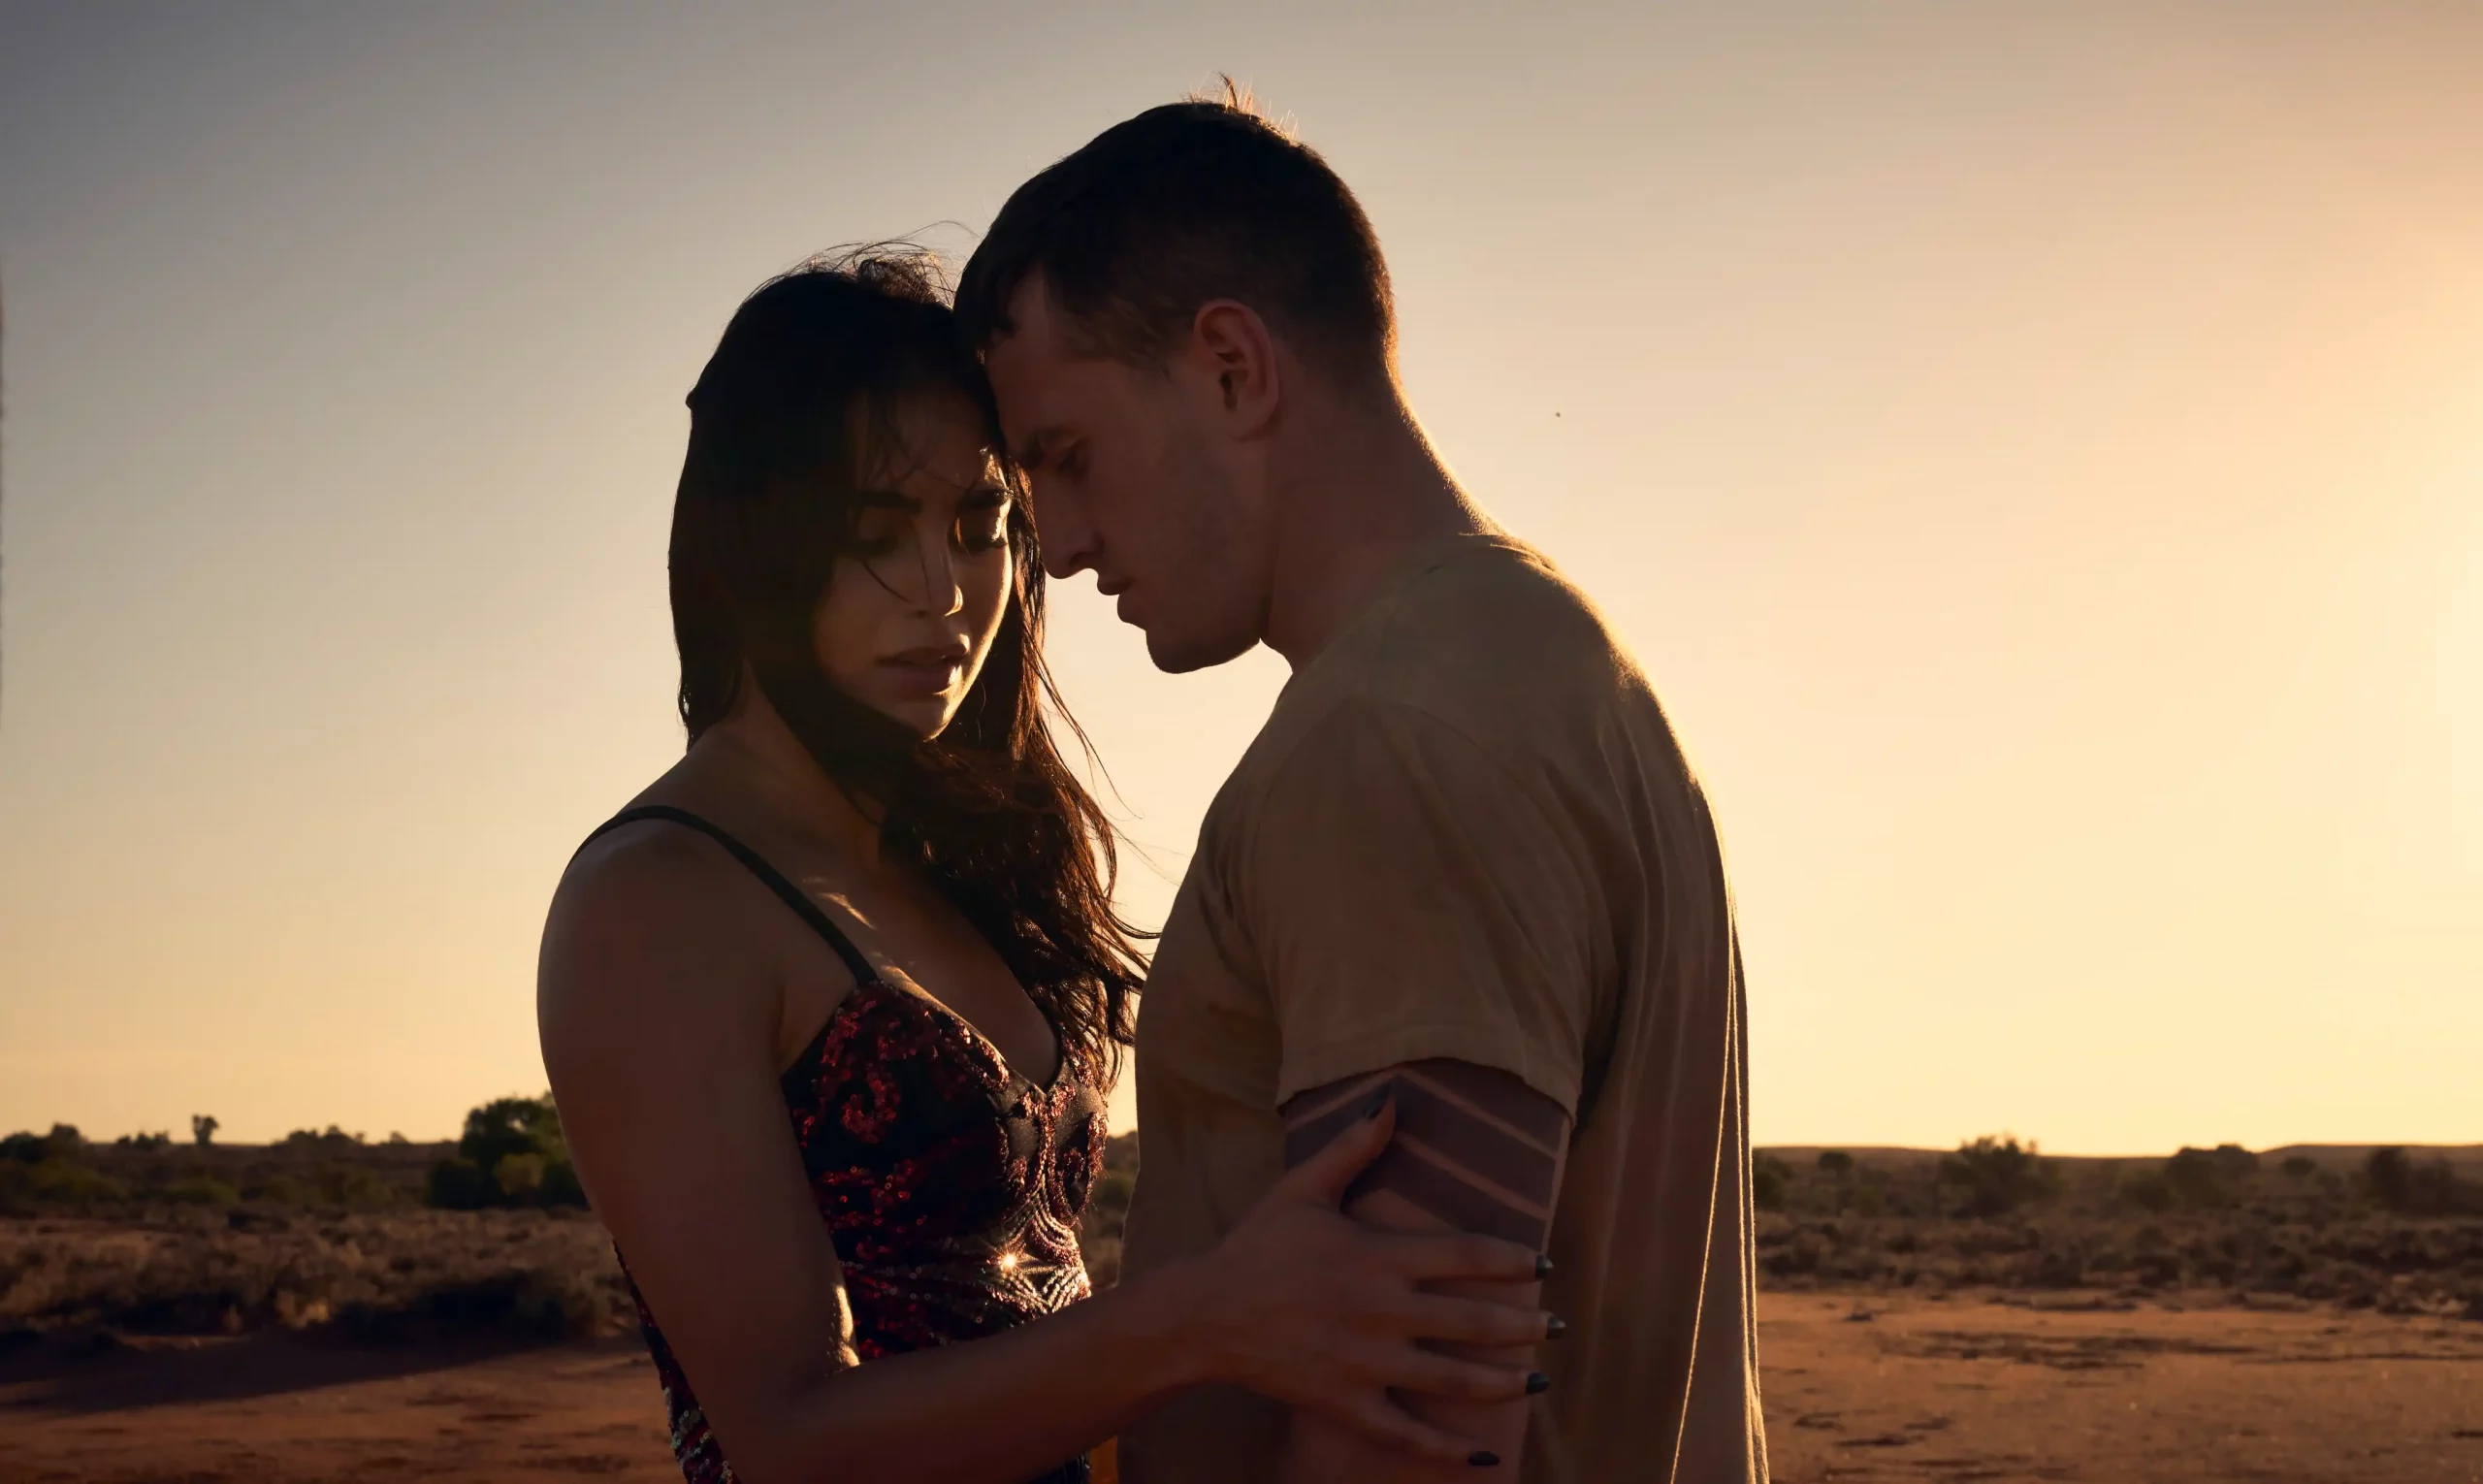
{"left": 1237, "top": 696, "right": 1605, "bottom": 1113}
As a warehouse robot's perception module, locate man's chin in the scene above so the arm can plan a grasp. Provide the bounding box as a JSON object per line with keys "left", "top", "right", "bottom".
{"left": 1143, "top": 623, "right": 1261, "bottom": 675}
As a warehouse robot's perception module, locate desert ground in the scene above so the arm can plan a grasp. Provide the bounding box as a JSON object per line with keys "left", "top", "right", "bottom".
{"left": 6, "top": 1125, "right": 2477, "bottom": 1480}
{"left": 3, "top": 1292, "right": 2477, "bottom": 1483}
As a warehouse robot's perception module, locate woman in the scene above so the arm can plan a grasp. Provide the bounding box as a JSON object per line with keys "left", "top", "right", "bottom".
{"left": 537, "top": 252, "right": 1553, "bottom": 1484}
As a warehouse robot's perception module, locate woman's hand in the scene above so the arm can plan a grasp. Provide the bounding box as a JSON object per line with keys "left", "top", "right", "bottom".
{"left": 1174, "top": 1093, "right": 1553, "bottom": 1467}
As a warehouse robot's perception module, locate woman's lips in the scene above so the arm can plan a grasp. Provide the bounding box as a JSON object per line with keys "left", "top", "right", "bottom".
{"left": 877, "top": 650, "right": 966, "bottom": 697}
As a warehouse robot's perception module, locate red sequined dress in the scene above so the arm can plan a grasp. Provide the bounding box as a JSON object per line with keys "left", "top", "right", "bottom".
{"left": 586, "top": 808, "right": 1107, "bottom": 1484}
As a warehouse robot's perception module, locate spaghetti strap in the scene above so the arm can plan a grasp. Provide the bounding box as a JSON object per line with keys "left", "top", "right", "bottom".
{"left": 578, "top": 805, "right": 879, "bottom": 988}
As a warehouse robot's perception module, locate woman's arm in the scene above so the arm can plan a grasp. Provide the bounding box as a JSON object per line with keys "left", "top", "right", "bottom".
{"left": 540, "top": 831, "right": 1551, "bottom": 1484}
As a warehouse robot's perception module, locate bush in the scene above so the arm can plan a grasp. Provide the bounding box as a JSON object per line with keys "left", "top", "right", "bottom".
{"left": 245, "top": 1174, "right": 311, "bottom": 1205}
{"left": 162, "top": 1176, "right": 241, "bottom": 1208}
{"left": 2364, "top": 1147, "right": 2476, "bottom": 1215}
{"left": 314, "top": 1163, "right": 401, "bottom": 1210}
{"left": 495, "top": 1153, "right": 547, "bottom": 1202}
{"left": 0, "top": 1158, "right": 127, "bottom": 1213}
{"left": 2120, "top": 1171, "right": 2175, "bottom": 1213}
{"left": 426, "top": 1158, "right": 493, "bottom": 1211}
{"left": 460, "top": 1097, "right": 565, "bottom": 1173}
{"left": 540, "top": 1159, "right": 586, "bottom": 1208}
{"left": 3, "top": 1126, "right": 85, "bottom": 1165}
{"left": 1817, "top": 1150, "right": 1854, "bottom": 1176}
{"left": 2162, "top": 1145, "right": 2257, "bottom": 1209}
{"left": 1753, "top": 1155, "right": 1792, "bottom": 1212}
{"left": 1939, "top": 1135, "right": 2057, "bottom": 1217}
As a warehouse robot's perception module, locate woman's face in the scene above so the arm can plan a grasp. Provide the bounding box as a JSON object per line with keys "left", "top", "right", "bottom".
{"left": 814, "top": 393, "right": 1016, "bottom": 740}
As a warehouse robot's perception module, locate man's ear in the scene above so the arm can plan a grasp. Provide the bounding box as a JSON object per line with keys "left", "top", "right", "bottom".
{"left": 1187, "top": 299, "right": 1281, "bottom": 436}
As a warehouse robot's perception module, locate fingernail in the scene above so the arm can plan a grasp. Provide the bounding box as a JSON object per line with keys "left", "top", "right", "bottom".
{"left": 1525, "top": 1371, "right": 1552, "bottom": 1395}
{"left": 1362, "top": 1088, "right": 1392, "bottom": 1119}
{"left": 1534, "top": 1253, "right": 1555, "bottom": 1279}
{"left": 1467, "top": 1451, "right": 1500, "bottom": 1468}
{"left": 1545, "top": 1314, "right": 1568, "bottom": 1339}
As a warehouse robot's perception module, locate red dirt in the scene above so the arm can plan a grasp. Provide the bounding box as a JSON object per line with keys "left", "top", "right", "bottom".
{"left": 2, "top": 1294, "right": 2476, "bottom": 1482}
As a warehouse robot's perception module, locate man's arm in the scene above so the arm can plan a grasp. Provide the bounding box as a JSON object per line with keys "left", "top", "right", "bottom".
{"left": 1278, "top": 1058, "right": 1571, "bottom": 1480}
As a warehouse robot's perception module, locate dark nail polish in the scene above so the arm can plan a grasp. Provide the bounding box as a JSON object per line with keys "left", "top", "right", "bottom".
{"left": 1525, "top": 1371, "right": 1552, "bottom": 1395}
{"left": 1362, "top": 1087, "right": 1392, "bottom": 1119}
{"left": 1534, "top": 1253, "right": 1555, "bottom": 1279}
{"left": 1467, "top": 1451, "right": 1500, "bottom": 1468}
{"left": 1545, "top": 1314, "right": 1569, "bottom": 1339}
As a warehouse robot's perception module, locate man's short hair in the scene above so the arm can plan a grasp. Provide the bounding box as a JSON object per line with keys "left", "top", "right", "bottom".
{"left": 956, "top": 89, "right": 1397, "bottom": 387}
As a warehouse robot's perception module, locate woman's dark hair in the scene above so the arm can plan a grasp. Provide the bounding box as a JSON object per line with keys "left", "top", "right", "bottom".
{"left": 669, "top": 247, "right": 1142, "bottom": 1078}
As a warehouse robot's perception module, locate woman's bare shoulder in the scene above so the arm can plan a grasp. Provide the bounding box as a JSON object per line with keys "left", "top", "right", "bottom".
{"left": 537, "top": 815, "right": 782, "bottom": 1067}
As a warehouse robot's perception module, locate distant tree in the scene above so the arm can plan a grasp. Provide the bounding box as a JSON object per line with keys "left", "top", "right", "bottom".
{"left": 495, "top": 1153, "right": 548, "bottom": 1202}
{"left": 2280, "top": 1155, "right": 2318, "bottom": 1180}
{"left": 3, "top": 1126, "right": 87, "bottom": 1164}
{"left": 541, "top": 1158, "right": 587, "bottom": 1208}
{"left": 2163, "top": 1146, "right": 2256, "bottom": 1209}
{"left": 458, "top": 1096, "right": 567, "bottom": 1172}
{"left": 1939, "top": 1135, "right": 2058, "bottom": 1217}
{"left": 2364, "top": 1147, "right": 2413, "bottom": 1210}
{"left": 1817, "top": 1149, "right": 1854, "bottom": 1176}
{"left": 1752, "top": 1154, "right": 1792, "bottom": 1212}
{"left": 191, "top": 1114, "right": 219, "bottom": 1146}
{"left": 2364, "top": 1146, "right": 2471, "bottom": 1215}
{"left": 427, "top": 1094, "right": 586, "bottom": 1211}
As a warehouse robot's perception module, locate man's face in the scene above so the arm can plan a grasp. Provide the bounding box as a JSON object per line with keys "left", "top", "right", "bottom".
{"left": 983, "top": 276, "right": 1270, "bottom": 673}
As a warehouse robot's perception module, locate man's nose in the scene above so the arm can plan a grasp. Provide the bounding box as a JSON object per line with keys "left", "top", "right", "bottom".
{"left": 1030, "top": 477, "right": 1096, "bottom": 581}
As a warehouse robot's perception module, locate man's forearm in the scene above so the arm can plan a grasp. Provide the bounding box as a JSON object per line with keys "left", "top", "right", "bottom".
{"left": 1276, "top": 1060, "right": 1572, "bottom": 1481}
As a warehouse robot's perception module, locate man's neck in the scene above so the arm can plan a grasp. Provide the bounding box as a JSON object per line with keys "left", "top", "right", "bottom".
{"left": 1261, "top": 395, "right": 1494, "bottom": 668}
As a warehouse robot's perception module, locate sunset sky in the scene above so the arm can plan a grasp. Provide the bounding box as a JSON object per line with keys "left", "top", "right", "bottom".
{"left": 2, "top": 3, "right": 2476, "bottom": 1152}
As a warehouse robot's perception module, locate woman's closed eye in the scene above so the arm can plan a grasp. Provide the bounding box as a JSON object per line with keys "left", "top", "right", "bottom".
{"left": 956, "top": 491, "right": 1013, "bottom": 554}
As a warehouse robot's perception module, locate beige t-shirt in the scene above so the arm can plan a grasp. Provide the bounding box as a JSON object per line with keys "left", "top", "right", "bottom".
{"left": 1119, "top": 535, "right": 1765, "bottom": 1483}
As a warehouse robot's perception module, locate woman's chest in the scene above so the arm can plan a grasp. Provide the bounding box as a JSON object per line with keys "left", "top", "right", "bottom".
{"left": 786, "top": 984, "right": 1108, "bottom": 1241}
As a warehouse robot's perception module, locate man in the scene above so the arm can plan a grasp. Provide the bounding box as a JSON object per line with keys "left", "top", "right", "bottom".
{"left": 958, "top": 92, "right": 1766, "bottom": 1483}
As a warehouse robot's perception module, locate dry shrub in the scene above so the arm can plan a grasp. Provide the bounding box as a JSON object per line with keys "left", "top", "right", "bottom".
{"left": 0, "top": 1208, "right": 632, "bottom": 1343}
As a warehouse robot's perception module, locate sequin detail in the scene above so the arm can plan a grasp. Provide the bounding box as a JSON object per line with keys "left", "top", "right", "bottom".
{"left": 625, "top": 979, "right": 1106, "bottom": 1484}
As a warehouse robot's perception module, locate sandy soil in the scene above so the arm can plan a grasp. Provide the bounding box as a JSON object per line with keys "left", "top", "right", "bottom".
{"left": 1761, "top": 1293, "right": 2482, "bottom": 1483}
{"left": 0, "top": 1334, "right": 678, "bottom": 1483}
{"left": 2, "top": 1295, "right": 2476, "bottom": 1482}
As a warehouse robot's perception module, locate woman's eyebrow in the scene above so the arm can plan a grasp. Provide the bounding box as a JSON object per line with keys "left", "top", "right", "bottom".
{"left": 1012, "top": 427, "right": 1062, "bottom": 469}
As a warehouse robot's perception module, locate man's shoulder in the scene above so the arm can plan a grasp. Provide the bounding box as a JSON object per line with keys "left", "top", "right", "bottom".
{"left": 1203, "top": 536, "right": 1672, "bottom": 845}
{"left": 1359, "top": 537, "right": 1647, "bottom": 749}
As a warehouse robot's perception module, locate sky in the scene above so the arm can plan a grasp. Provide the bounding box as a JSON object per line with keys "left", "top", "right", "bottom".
{"left": 1, "top": 2, "right": 2476, "bottom": 1153}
